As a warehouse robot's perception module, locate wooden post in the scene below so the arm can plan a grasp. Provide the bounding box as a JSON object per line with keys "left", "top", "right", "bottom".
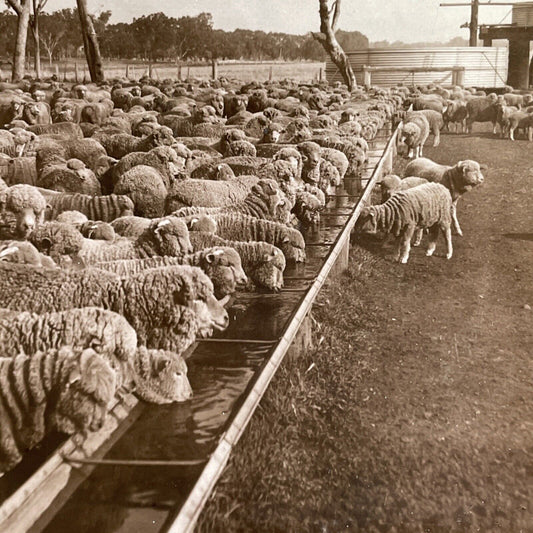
{"left": 456, "top": 67, "right": 465, "bottom": 88}
{"left": 187, "top": 66, "right": 190, "bottom": 79}
{"left": 177, "top": 64, "right": 182, "bottom": 80}
{"left": 63, "top": 61, "right": 68, "bottom": 81}
{"left": 211, "top": 59, "right": 218, "bottom": 80}
{"left": 269, "top": 66, "right": 273, "bottom": 81}
{"left": 483, "top": 38, "right": 493, "bottom": 47}
{"left": 470, "top": 0, "right": 479, "bottom": 47}
{"left": 126, "top": 64, "right": 130, "bottom": 79}
{"left": 74, "top": 61, "right": 79, "bottom": 82}
{"left": 362, "top": 65, "right": 371, "bottom": 89}
{"left": 149, "top": 62, "right": 153, "bottom": 79}
{"left": 55, "top": 64, "right": 59, "bottom": 79}
{"left": 319, "top": 67, "right": 323, "bottom": 81}
{"left": 507, "top": 37, "right": 530, "bottom": 89}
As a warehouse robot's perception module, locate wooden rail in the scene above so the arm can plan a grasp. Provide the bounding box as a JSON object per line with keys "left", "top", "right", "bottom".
{"left": 361, "top": 65, "right": 466, "bottom": 89}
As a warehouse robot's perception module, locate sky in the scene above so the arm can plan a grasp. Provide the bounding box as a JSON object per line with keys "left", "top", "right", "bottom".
{"left": 40, "top": 0, "right": 526, "bottom": 43}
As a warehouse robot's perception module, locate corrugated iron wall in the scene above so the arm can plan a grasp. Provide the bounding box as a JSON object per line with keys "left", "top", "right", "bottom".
{"left": 326, "top": 47, "right": 509, "bottom": 88}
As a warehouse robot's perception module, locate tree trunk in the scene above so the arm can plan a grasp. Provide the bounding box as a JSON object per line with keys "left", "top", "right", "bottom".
{"left": 312, "top": 0, "right": 357, "bottom": 91}
{"left": 31, "top": 0, "right": 41, "bottom": 79}
{"left": 76, "top": 0, "right": 105, "bottom": 82}
{"left": 11, "top": 1, "right": 31, "bottom": 82}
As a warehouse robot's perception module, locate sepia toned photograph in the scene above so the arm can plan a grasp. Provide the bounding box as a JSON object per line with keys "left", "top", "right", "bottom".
{"left": 0, "top": 0, "right": 531, "bottom": 531}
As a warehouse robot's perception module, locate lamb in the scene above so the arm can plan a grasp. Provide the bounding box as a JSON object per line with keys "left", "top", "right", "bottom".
{"left": 45, "top": 191, "right": 134, "bottom": 221}
{"left": 114, "top": 165, "right": 168, "bottom": 218}
{"left": 79, "top": 218, "right": 193, "bottom": 263}
{"left": 357, "top": 183, "right": 453, "bottom": 264}
{"left": 403, "top": 158, "right": 484, "bottom": 236}
{"left": 165, "top": 175, "right": 258, "bottom": 212}
{"left": 465, "top": 93, "right": 499, "bottom": 134}
{"left": 0, "top": 307, "right": 137, "bottom": 386}
{"left": 405, "top": 109, "right": 443, "bottom": 147}
{"left": 398, "top": 113, "right": 430, "bottom": 159}
{"left": 95, "top": 246, "right": 247, "bottom": 298}
{"left": 0, "top": 183, "right": 47, "bottom": 239}
{"left": 380, "top": 174, "right": 429, "bottom": 203}
{"left": 97, "top": 128, "right": 175, "bottom": 159}
{"left": 0, "top": 262, "right": 229, "bottom": 350}
{"left": 495, "top": 103, "right": 518, "bottom": 138}
{"left": 189, "top": 232, "right": 286, "bottom": 291}
{"left": 0, "top": 347, "right": 116, "bottom": 474}
{"left": 171, "top": 179, "right": 290, "bottom": 224}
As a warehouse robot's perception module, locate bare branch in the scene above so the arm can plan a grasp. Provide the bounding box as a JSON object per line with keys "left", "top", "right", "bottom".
{"left": 331, "top": 0, "right": 341, "bottom": 32}
{"left": 6, "top": 0, "right": 23, "bottom": 16}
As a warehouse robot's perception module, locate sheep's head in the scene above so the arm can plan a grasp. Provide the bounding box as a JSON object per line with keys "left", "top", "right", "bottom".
{"left": 184, "top": 214, "right": 217, "bottom": 234}
{"left": 273, "top": 147, "right": 303, "bottom": 179}
{"left": 247, "top": 244, "right": 285, "bottom": 292}
{"left": 0, "top": 240, "right": 51, "bottom": 267}
{"left": 51, "top": 347, "right": 116, "bottom": 434}
{"left": 455, "top": 160, "right": 485, "bottom": 192}
{"left": 198, "top": 246, "right": 247, "bottom": 298}
{"left": 151, "top": 126, "right": 175, "bottom": 147}
{"left": 356, "top": 206, "right": 379, "bottom": 234}
{"left": 293, "top": 191, "right": 323, "bottom": 227}
{"left": 0, "top": 185, "right": 47, "bottom": 238}
{"left": 133, "top": 347, "right": 192, "bottom": 404}
{"left": 148, "top": 217, "right": 193, "bottom": 257}
{"left": 298, "top": 141, "right": 321, "bottom": 171}
{"left": 81, "top": 221, "right": 116, "bottom": 241}
{"left": 379, "top": 174, "right": 402, "bottom": 203}
{"left": 261, "top": 123, "right": 283, "bottom": 144}
{"left": 209, "top": 93, "right": 225, "bottom": 116}
{"left": 398, "top": 122, "right": 421, "bottom": 155}
{"left": 30, "top": 221, "right": 85, "bottom": 261}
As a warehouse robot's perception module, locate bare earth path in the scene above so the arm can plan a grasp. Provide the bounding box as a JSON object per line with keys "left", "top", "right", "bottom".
{"left": 198, "top": 130, "right": 533, "bottom": 532}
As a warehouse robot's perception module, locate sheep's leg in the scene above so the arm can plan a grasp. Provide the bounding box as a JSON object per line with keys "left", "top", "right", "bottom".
{"left": 510, "top": 127, "right": 515, "bottom": 141}
{"left": 399, "top": 225, "right": 415, "bottom": 264}
{"left": 432, "top": 128, "right": 440, "bottom": 147}
{"left": 451, "top": 201, "right": 463, "bottom": 236}
{"left": 528, "top": 127, "right": 533, "bottom": 142}
{"left": 492, "top": 121, "right": 498, "bottom": 135}
{"left": 443, "top": 224, "right": 453, "bottom": 259}
{"left": 426, "top": 225, "right": 439, "bottom": 256}
{"left": 412, "top": 228, "right": 423, "bottom": 247}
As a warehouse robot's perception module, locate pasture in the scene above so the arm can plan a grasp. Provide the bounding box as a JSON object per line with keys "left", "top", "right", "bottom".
{"left": 196, "top": 127, "right": 533, "bottom": 532}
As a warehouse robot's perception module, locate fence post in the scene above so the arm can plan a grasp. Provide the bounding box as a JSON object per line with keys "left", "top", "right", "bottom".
{"left": 74, "top": 61, "right": 79, "bottom": 83}
{"left": 363, "top": 66, "right": 372, "bottom": 89}
{"left": 126, "top": 64, "right": 130, "bottom": 79}
{"left": 63, "top": 62, "right": 68, "bottom": 82}
{"left": 187, "top": 66, "right": 190, "bottom": 79}
{"left": 211, "top": 59, "right": 218, "bottom": 80}
{"left": 177, "top": 63, "right": 182, "bottom": 81}
{"left": 456, "top": 67, "right": 465, "bottom": 88}
{"left": 319, "top": 67, "right": 323, "bottom": 81}
{"left": 55, "top": 64, "right": 59, "bottom": 79}
{"left": 269, "top": 66, "right": 273, "bottom": 81}
{"left": 149, "top": 62, "right": 153, "bottom": 79}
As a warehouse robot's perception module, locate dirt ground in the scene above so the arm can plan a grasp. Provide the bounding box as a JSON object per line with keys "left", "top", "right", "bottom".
{"left": 197, "top": 128, "right": 533, "bottom": 532}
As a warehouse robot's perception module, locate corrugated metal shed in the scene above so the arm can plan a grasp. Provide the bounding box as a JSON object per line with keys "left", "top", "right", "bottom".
{"left": 512, "top": 2, "right": 533, "bottom": 26}
{"left": 326, "top": 47, "right": 508, "bottom": 88}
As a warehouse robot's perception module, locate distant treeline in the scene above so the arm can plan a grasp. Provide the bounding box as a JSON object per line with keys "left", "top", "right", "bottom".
{"left": 0, "top": 9, "right": 369, "bottom": 63}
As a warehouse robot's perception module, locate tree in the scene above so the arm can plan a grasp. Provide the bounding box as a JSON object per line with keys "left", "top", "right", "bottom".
{"left": 29, "top": 0, "right": 47, "bottom": 79}
{"left": 76, "top": 0, "right": 104, "bottom": 82}
{"left": 5, "top": 0, "right": 31, "bottom": 81}
{"left": 312, "top": 0, "right": 357, "bottom": 90}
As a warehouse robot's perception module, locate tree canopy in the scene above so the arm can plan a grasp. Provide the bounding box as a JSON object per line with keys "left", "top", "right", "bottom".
{"left": 0, "top": 8, "right": 370, "bottom": 63}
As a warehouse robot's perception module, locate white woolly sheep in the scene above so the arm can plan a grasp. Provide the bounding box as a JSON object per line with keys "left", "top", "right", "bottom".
{"left": 398, "top": 113, "right": 430, "bottom": 159}
{"left": 357, "top": 182, "right": 453, "bottom": 264}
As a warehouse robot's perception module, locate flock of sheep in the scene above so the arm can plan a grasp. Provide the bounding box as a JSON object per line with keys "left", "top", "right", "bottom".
{"left": 0, "top": 74, "right": 403, "bottom": 474}
{"left": 357, "top": 83, "right": 499, "bottom": 263}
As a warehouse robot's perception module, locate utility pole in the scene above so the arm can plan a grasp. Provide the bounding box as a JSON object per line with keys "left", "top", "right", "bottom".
{"left": 440, "top": 1, "right": 516, "bottom": 47}
{"left": 470, "top": 0, "right": 479, "bottom": 46}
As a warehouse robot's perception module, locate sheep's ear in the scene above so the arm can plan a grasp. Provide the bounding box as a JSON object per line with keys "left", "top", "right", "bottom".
{"left": 205, "top": 249, "right": 224, "bottom": 263}
{"left": 0, "top": 245, "right": 18, "bottom": 259}
{"left": 479, "top": 163, "right": 488, "bottom": 171}
{"left": 67, "top": 364, "right": 82, "bottom": 386}
{"left": 40, "top": 237, "right": 53, "bottom": 251}
{"left": 263, "top": 252, "right": 274, "bottom": 263}
{"left": 152, "top": 355, "right": 170, "bottom": 376}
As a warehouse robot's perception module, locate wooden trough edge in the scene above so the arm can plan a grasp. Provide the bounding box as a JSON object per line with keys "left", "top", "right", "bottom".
{"left": 164, "top": 121, "right": 403, "bottom": 533}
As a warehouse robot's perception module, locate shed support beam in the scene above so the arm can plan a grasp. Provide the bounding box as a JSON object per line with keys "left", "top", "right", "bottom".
{"left": 507, "top": 37, "right": 530, "bottom": 89}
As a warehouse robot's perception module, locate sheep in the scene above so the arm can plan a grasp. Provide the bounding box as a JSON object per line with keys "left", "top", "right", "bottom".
{"left": 465, "top": 93, "right": 499, "bottom": 134}
{"left": 95, "top": 246, "right": 247, "bottom": 298}
{"left": 403, "top": 158, "right": 484, "bottom": 236}
{"left": 405, "top": 109, "right": 443, "bottom": 147}
{"left": 320, "top": 147, "right": 349, "bottom": 180}
{"left": 97, "top": 128, "right": 175, "bottom": 159}
{"left": 29, "top": 220, "right": 85, "bottom": 260}
{"left": 189, "top": 232, "right": 286, "bottom": 291}
{"left": 298, "top": 141, "right": 322, "bottom": 184}
{"left": 27, "top": 121, "right": 84, "bottom": 139}
{"left": 183, "top": 213, "right": 218, "bottom": 233}
{"left": 225, "top": 139, "right": 257, "bottom": 157}
{"left": 0, "top": 347, "right": 116, "bottom": 474}
{"left": 357, "top": 183, "right": 453, "bottom": 264}
{"left": 380, "top": 174, "right": 429, "bottom": 203}
{"left": 398, "top": 113, "right": 430, "bottom": 159}
{"left": 0, "top": 307, "right": 137, "bottom": 386}
{"left": 132, "top": 347, "right": 192, "bottom": 404}
{"left": 507, "top": 109, "right": 533, "bottom": 141}
{"left": 0, "top": 183, "right": 47, "bottom": 239}
{"left": 22, "top": 100, "right": 51, "bottom": 125}
{"left": 200, "top": 212, "right": 306, "bottom": 263}
{"left": 411, "top": 94, "right": 446, "bottom": 113}
{"left": 0, "top": 240, "right": 56, "bottom": 268}
{"left": 55, "top": 210, "right": 89, "bottom": 225}
{"left": 45, "top": 191, "right": 135, "bottom": 221}
{"left": 111, "top": 146, "right": 183, "bottom": 190}
{"left": 79, "top": 218, "right": 192, "bottom": 263}
{"left": 1, "top": 156, "right": 38, "bottom": 186}
{"left": 0, "top": 262, "right": 229, "bottom": 350}
{"left": 443, "top": 100, "right": 468, "bottom": 133}
{"left": 495, "top": 103, "right": 518, "bottom": 138}
{"left": 171, "top": 179, "right": 290, "bottom": 224}
{"left": 165, "top": 175, "right": 259, "bottom": 212}
{"left": 38, "top": 157, "right": 102, "bottom": 196}
{"left": 113, "top": 165, "right": 168, "bottom": 218}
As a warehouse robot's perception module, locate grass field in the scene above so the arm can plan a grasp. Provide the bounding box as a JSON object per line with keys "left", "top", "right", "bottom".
{"left": 0, "top": 59, "right": 325, "bottom": 83}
